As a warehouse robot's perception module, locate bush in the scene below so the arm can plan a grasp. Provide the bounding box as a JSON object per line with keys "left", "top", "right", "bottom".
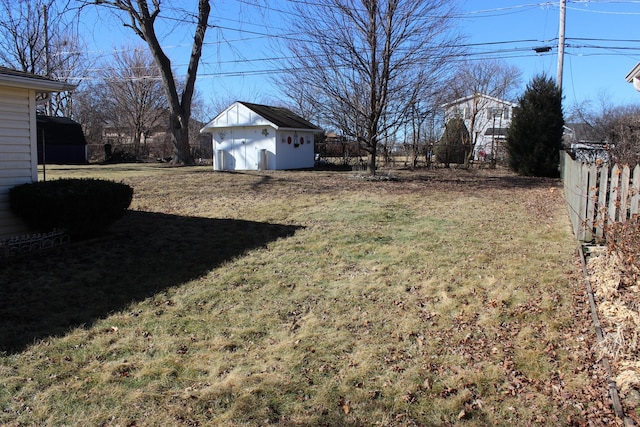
{"left": 103, "top": 147, "right": 141, "bottom": 164}
{"left": 9, "top": 178, "right": 133, "bottom": 240}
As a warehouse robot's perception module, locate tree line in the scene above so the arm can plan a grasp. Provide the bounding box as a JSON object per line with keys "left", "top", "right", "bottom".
{"left": 0, "top": 0, "right": 637, "bottom": 175}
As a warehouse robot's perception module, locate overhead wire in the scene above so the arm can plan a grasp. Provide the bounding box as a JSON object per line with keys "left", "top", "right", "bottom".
{"left": 63, "top": 1, "right": 640, "bottom": 83}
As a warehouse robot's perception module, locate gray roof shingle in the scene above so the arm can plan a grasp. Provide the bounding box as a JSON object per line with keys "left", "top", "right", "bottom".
{"left": 239, "top": 101, "right": 319, "bottom": 130}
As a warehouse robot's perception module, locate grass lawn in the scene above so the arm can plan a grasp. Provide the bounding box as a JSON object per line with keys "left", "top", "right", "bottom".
{"left": 0, "top": 164, "right": 617, "bottom": 426}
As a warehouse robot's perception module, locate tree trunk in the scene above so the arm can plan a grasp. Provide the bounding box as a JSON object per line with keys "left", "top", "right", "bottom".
{"left": 367, "top": 140, "right": 377, "bottom": 174}
{"left": 464, "top": 148, "right": 472, "bottom": 169}
{"left": 86, "top": 0, "right": 210, "bottom": 166}
{"left": 170, "top": 112, "right": 194, "bottom": 165}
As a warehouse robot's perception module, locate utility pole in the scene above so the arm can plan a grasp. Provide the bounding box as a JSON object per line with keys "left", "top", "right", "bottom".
{"left": 557, "top": 0, "right": 566, "bottom": 92}
{"left": 43, "top": 4, "right": 50, "bottom": 181}
{"left": 43, "top": 4, "right": 52, "bottom": 116}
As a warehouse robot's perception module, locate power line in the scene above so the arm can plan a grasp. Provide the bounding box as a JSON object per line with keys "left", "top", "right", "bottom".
{"left": 43, "top": 1, "right": 640, "bottom": 88}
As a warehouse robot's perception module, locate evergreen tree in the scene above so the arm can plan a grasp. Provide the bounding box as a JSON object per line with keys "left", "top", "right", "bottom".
{"left": 506, "top": 74, "right": 564, "bottom": 177}
{"left": 435, "top": 117, "right": 469, "bottom": 167}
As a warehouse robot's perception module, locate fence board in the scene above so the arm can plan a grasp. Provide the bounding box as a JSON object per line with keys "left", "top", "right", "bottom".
{"left": 576, "top": 163, "right": 588, "bottom": 241}
{"left": 585, "top": 163, "right": 598, "bottom": 242}
{"left": 596, "top": 165, "right": 609, "bottom": 241}
{"left": 620, "top": 165, "right": 630, "bottom": 222}
{"left": 632, "top": 165, "right": 640, "bottom": 217}
{"left": 609, "top": 164, "right": 620, "bottom": 223}
{"left": 562, "top": 152, "right": 640, "bottom": 242}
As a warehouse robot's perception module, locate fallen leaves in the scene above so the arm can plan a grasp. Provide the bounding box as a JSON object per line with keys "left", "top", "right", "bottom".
{"left": 588, "top": 248, "right": 640, "bottom": 422}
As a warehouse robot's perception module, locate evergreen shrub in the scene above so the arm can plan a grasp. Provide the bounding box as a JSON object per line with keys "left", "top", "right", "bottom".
{"left": 506, "top": 74, "right": 564, "bottom": 177}
{"left": 9, "top": 178, "right": 133, "bottom": 239}
{"left": 434, "top": 117, "right": 469, "bottom": 166}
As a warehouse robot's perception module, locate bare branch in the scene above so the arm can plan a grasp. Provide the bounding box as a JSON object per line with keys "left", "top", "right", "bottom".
{"left": 79, "top": 0, "right": 211, "bottom": 165}
{"left": 277, "top": 0, "right": 462, "bottom": 174}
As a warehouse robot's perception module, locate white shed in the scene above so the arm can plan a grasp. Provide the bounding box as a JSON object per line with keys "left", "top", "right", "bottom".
{"left": 200, "top": 101, "right": 320, "bottom": 171}
{"left": 0, "top": 67, "right": 75, "bottom": 240}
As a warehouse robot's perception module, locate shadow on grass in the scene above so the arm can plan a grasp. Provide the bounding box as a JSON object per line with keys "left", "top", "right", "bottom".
{"left": 0, "top": 211, "right": 302, "bottom": 354}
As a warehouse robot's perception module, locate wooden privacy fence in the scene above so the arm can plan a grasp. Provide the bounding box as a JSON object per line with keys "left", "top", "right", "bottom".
{"left": 562, "top": 151, "right": 640, "bottom": 242}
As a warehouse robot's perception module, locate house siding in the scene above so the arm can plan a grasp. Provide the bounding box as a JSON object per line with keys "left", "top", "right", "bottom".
{"left": 443, "top": 94, "right": 516, "bottom": 161}
{"left": 0, "top": 86, "right": 36, "bottom": 240}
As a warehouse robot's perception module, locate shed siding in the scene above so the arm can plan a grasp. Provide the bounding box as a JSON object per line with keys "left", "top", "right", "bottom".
{"left": 273, "top": 130, "right": 315, "bottom": 170}
{"left": 212, "top": 103, "right": 273, "bottom": 128}
{"left": 213, "top": 126, "right": 316, "bottom": 170}
{"left": 0, "top": 86, "right": 36, "bottom": 239}
{"left": 214, "top": 127, "right": 277, "bottom": 170}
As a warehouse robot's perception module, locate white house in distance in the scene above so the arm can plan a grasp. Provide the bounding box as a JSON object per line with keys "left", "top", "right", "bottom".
{"left": 442, "top": 94, "right": 517, "bottom": 162}
{"left": 200, "top": 101, "right": 320, "bottom": 171}
{"left": 0, "top": 67, "right": 75, "bottom": 241}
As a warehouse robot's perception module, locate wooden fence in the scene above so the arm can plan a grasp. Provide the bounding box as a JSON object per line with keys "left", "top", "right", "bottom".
{"left": 562, "top": 151, "right": 640, "bottom": 242}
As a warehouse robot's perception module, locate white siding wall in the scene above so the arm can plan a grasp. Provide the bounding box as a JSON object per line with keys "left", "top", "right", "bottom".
{"left": 214, "top": 126, "right": 313, "bottom": 170}
{"left": 211, "top": 103, "right": 273, "bottom": 128}
{"left": 273, "top": 130, "right": 314, "bottom": 170}
{"left": 444, "top": 97, "right": 514, "bottom": 160}
{"left": 214, "top": 127, "right": 277, "bottom": 170}
{"left": 0, "top": 86, "right": 36, "bottom": 240}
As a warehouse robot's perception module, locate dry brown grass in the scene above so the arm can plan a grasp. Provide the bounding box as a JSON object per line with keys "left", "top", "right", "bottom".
{"left": 0, "top": 164, "right": 617, "bottom": 425}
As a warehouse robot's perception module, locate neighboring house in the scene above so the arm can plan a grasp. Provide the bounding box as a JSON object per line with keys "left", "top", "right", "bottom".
{"left": 442, "top": 94, "right": 517, "bottom": 162}
{"left": 37, "top": 115, "right": 88, "bottom": 164}
{"left": 0, "top": 67, "right": 75, "bottom": 240}
{"left": 200, "top": 101, "right": 320, "bottom": 171}
{"left": 626, "top": 62, "right": 640, "bottom": 92}
{"left": 563, "top": 123, "right": 609, "bottom": 163}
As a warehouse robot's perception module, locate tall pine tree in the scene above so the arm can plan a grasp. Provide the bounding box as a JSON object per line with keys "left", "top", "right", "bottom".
{"left": 506, "top": 74, "right": 564, "bottom": 177}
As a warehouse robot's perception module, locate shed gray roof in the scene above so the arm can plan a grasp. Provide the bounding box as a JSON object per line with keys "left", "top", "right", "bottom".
{"left": 239, "top": 101, "right": 319, "bottom": 130}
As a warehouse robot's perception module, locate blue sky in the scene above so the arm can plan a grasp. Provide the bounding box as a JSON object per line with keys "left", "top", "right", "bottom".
{"left": 458, "top": 1, "right": 640, "bottom": 110}
{"left": 79, "top": 1, "right": 640, "bottom": 117}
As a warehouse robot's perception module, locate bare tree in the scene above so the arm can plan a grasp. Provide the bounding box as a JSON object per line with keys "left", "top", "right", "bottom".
{"left": 604, "top": 106, "right": 640, "bottom": 165}
{"left": 401, "top": 83, "right": 448, "bottom": 169}
{"left": 278, "top": 0, "right": 462, "bottom": 175}
{"left": 100, "top": 47, "right": 167, "bottom": 157}
{"left": 445, "top": 59, "right": 522, "bottom": 167}
{"left": 80, "top": 0, "right": 210, "bottom": 165}
{"left": 0, "top": 0, "right": 84, "bottom": 116}
{"left": 570, "top": 99, "right": 640, "bottom": 165}
{"left": 72, "top": 81, "right": 107, "bottom": 149}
